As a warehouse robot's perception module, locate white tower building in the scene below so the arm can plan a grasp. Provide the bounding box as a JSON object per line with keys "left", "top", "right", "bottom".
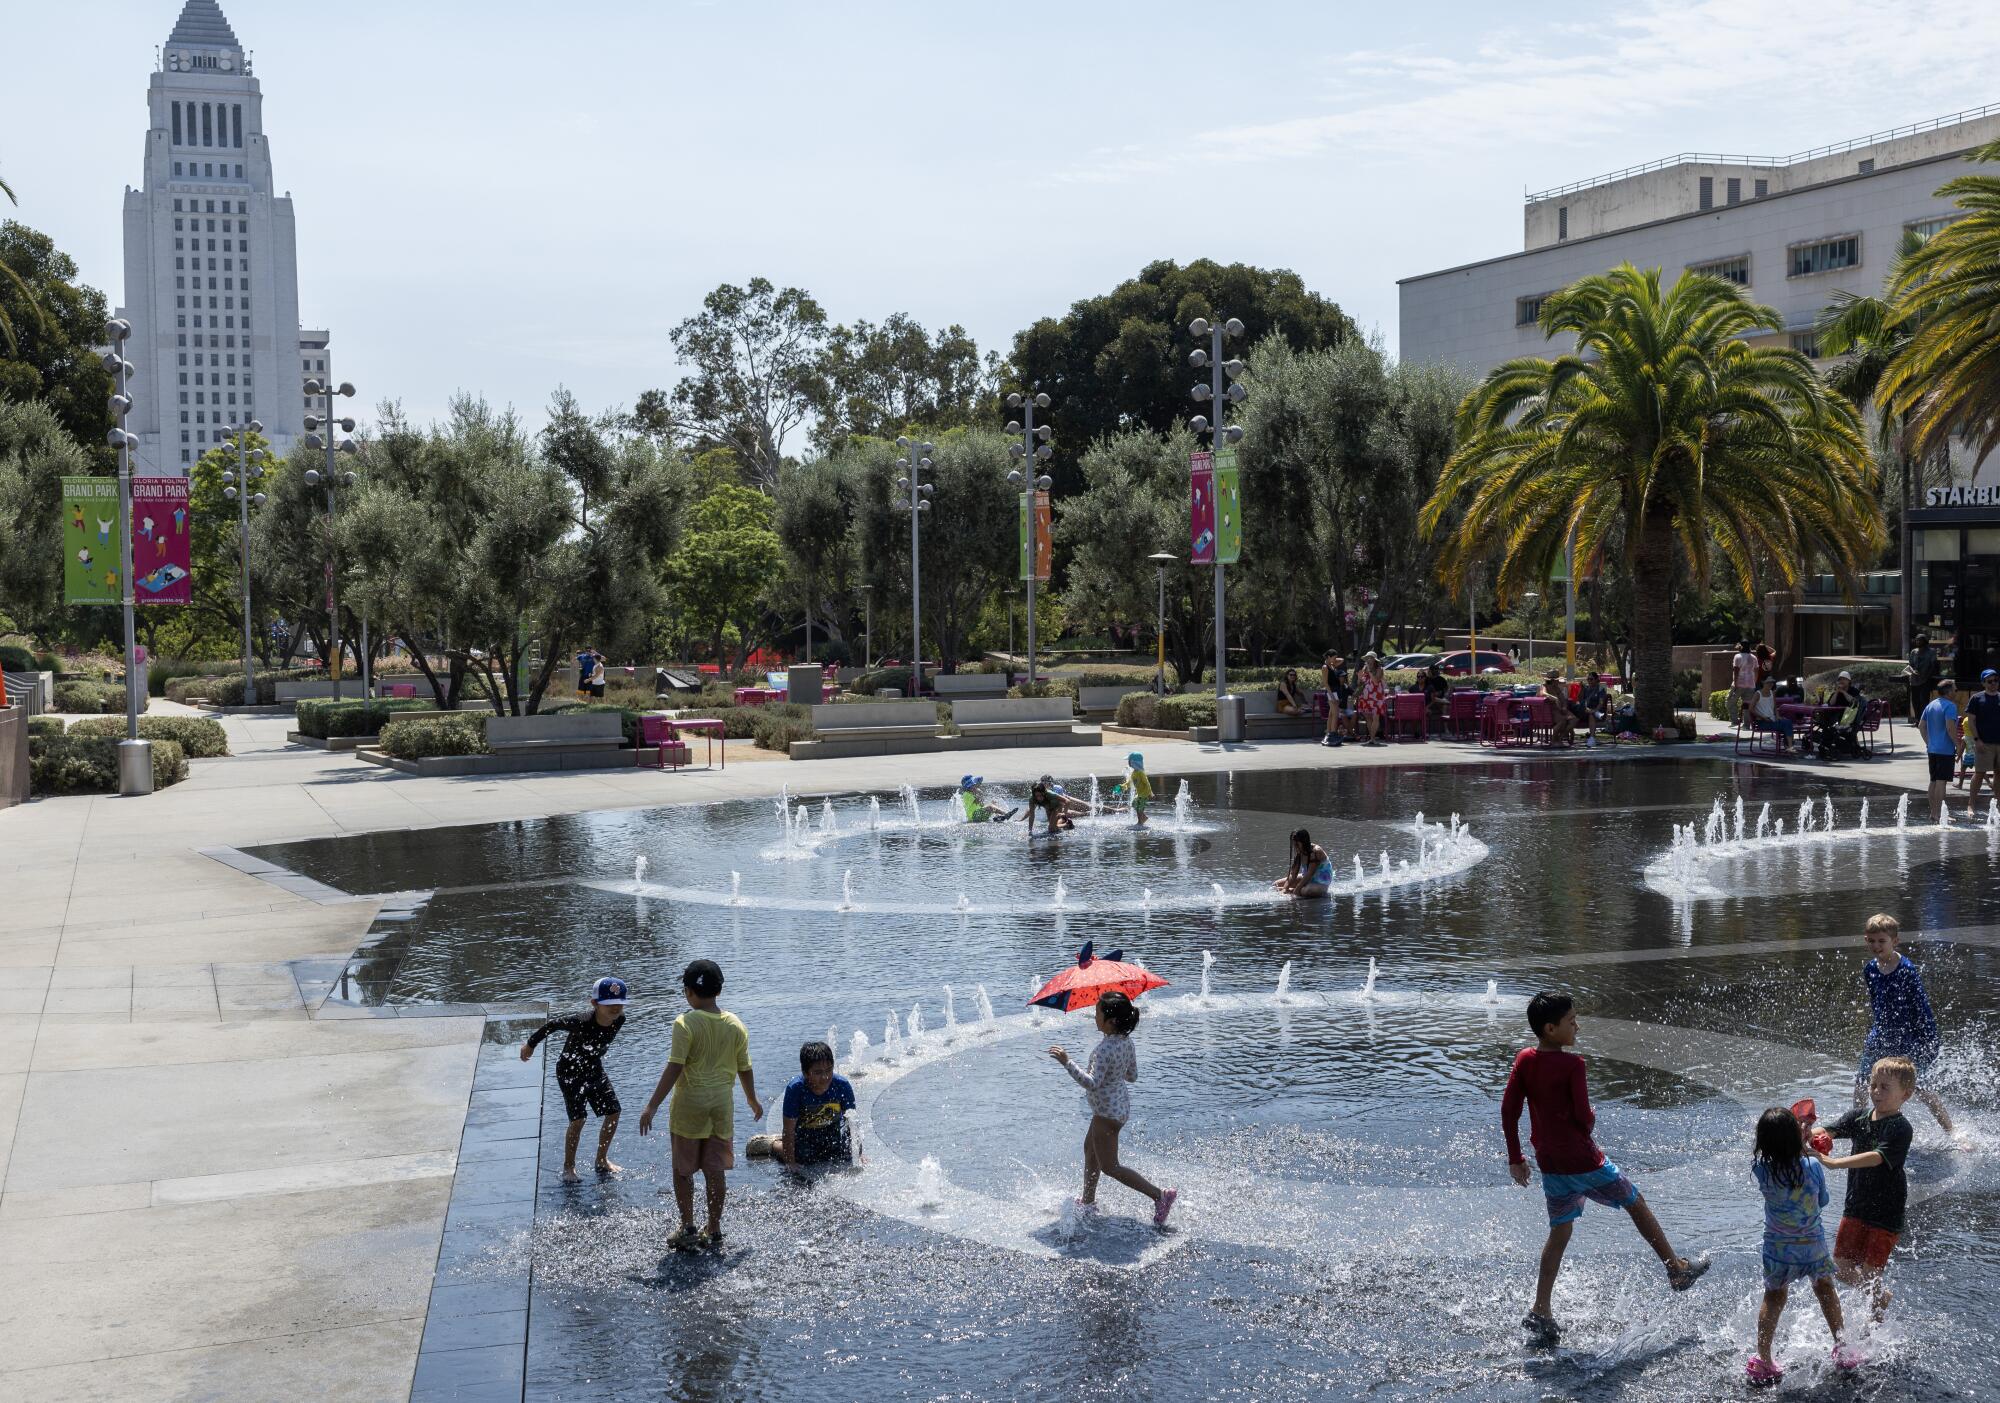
{"left": 118, "top": 0, "right": 323, "bottom": 474}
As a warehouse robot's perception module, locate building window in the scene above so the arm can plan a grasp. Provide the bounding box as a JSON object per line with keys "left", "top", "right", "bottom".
{"left": 1557, "top": 205, "right": 1568, "bottom": 241}
{"left": 1906, "top": 215, "right": 1960, "bottom": 242}
{"left": 1515, "top": 293, "right": 1552, "bottom": 327}
{"left": 1699, "top": 176, "right": 1713, "bottom": 210}
{"left": 1689, "top": 254, "right": 1750, "bottom": 286}
{"left": 173, "top": 161, "right": 182, "bottom": 177}
{"left": 180, "top": 411, "right": 189, "bottom": 424}
{"left": 202, "top": 103, "right": 212, "bottom": 146}
{"left": 1789, "top": 331, "right": 1822, "bottom": 359}
{"left": 1726, "top": 177, "right": 1740, "bottom": 205}
{"left": 181, "top": 450, "right": 190, "bottom": 464}
{"left": 1788, "top": 235, "right": 1860, "bottom": 277}
{"left": 171, "top": 104, "right": 182, "bottom": 145}
{"left": 232, "top": 104, "right": 243, "bottom": 148}
{"left": 1755, "top": 179, "right": 1769, "bottom": 198}
{"left": 173, "top": 217, "right": 183, "bottom": 230}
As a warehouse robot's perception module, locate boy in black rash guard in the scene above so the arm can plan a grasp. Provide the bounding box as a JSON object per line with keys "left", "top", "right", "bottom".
{"left": 1813, "top": 1056, "right": 1916, "bottom": 1321}
{"left": 522, "top": 976, "right": 630, "bottom": 1181}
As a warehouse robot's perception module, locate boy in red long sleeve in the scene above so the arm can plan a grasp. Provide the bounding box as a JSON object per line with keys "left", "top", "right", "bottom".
{"left": 1501, "top": 992, "right": 1711, "bottom": 1346}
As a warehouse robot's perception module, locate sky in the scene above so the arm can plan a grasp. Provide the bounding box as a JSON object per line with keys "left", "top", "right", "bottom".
{"left": 8, "top": 0, "right": 2000, "bottom": 443}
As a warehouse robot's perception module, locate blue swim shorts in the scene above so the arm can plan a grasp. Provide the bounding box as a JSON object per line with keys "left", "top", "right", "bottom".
{"left": 1761, "top": 1234, "right": 1835, "bottom": 1291}
{"left": 1541, "top": 1161, "right": 1640, "bottom": 1225}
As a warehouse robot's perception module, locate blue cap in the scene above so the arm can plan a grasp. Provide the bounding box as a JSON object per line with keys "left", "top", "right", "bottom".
{"left": 960, "top": 774, "right": 983, "bottom": 790}
{"left": 1127, "top": 752, "right": 1144, "bottom": 768}
{"left": 1984, "top": 669, "right": 1997, "bottom": 681}
{"left": 593, "top": 976, "right": 629, "bottom": 1005}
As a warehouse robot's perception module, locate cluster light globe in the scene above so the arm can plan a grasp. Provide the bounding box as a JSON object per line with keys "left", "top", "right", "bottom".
{"left": 1189, "top": 318, "right": 1210, "bottom": 338}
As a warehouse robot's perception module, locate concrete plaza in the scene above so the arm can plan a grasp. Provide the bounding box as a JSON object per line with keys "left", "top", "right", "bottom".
{"left": 0, "top": 706, "right": 1941, "bottom": 1401}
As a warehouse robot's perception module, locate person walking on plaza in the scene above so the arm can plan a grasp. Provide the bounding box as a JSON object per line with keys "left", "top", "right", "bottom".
{"left": 1964, "top": 669, "right": 2000, "bottom": 811}
{"left": 1906, "top": 632, "right": 1941, "bottom": 724}
{"left": 1730, "top": 640, "right": 1760, "bottom": 724}
{"left": 639, "top": 959, "right": 763, "bottom": 1250}
{"left": 1354, "top": 653, "right": 1388, "bottom": 746}
{"left": 1919, "top": 679, "right": 1963, "bottom": 823}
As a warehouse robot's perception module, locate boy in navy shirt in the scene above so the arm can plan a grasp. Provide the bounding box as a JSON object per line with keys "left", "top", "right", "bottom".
{"left": 781, "top": 1040, "right": 859, "bottom": 1169}
{"left": 522, "top": 976, "right": 630, "bottom": 1180}
{"left": 1854, "top": 914, "right": 1955, "bottom": 1133}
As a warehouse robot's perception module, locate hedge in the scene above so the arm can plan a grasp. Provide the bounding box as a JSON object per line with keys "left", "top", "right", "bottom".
{"left": 852, "top": 667, "right": 913, "bottom": 696}
{"left": 1077, "top": 666, "right": 1172, "bottom": 689}
{"left": 165, "top": 667, "right": 322, "bottom": 706}
{"left": 27, "top": 716, "right": 64, "bottom": 739}
{"left": 750, "top": 710, "right": 814, "bottom": 752}
{"left": 1113, "top": 691, "right": 1222, "bottom": 730}
{"left": 0, "top": 644, "right": 36, "bottom": 673}
{"left": 29, "top": 734, "right": 187, "bottom": 794}
{"left": 54, "top": 680, "right": 146, "bottom": 715}
{"left": 1007, "top": 679, "right": 1075, "bottom": 700}
{"left": 295, "top": 697, "right": 432, "bottom": 739}
{"left": 378, "top": 713, "right": 489, "bottom": 759}
{"left": 67, "top": 714, "right": 229, "bottom": 757}
{"left": 1708, "top": 689, "right": 1733, "bottom": 722}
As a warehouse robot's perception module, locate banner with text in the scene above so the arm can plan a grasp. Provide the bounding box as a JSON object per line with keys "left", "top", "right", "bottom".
{"left": 1190, "top": 451, "right": 1215, "bottom": 564}
{"left": 62, "top": 476, "right": 122, "bottom": 605}
{"left": 1018, "top": 490, "right": 1052, "bottom": 581}
{"left": 131, "top": 476, "right": 192, "bottom": 605}
{"left": 1213, "top": 443, "right": 1241, "bottom": 565}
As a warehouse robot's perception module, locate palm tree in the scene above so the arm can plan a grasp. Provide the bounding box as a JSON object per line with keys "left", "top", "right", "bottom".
{"left": 1878, "top": 140, "right": 2000, "bottom": 463}
{"left": 0, "top": 171, "right": 46, "bottom": 357}
{"left": 1420, "top": 264, "right": 1882, "bottom": 727}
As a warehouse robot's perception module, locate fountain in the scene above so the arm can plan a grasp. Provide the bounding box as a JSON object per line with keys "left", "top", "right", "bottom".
{"left": 1360, "top": 956, "right": 1379, "bottom": 1001}
{"left": 1274, "top": 960, "right": 1292, "bottom": 998}
{"left": 907, "top": 1004, "right": 925, "bottom": 1040}
{"left": 1990, "top": 801, "right": 1999, "bottom": 832}
{"left": 955, "top": 892, "right": 971, "bottom": 915}
{"left": 634, "top": 855, "right": 647, "bottom": 885}
{"left": 942, "top": 984, "right": 957, "bottom": 1029}
{"left": 841, "top": 868, "right": 856, "bottom": 911}
{"left": 1756, "top": 802, "right": 1771, "bottom": 841}
{"left": 729, "top": 871, "right": 742, "bottom": 905}
{"left": 1859, "top": 798, "right": 1870, "bottom": 832}
{"left": 1087, "top": 774, "right": 1102, "bottom": 818}
{"left": 902, "top": 784, "right": 922, "bottom": 827}
{"left": 1379, "top": 851, "right": 1391, "bottom": 883}
{"left": 868, "top": 796, "right": 881, "bottom": 830}
{"left": 883, "top": 1014, "right": 903, "bottom": 1057}
{"left": 821, "top": 797, "right": 839, "bottom": 833}
{"left": 1052, "top": 876, "right": 1067, "bottom": 910}
{"left": 1484, "top": 978, "right": 1500, "bottom": 1006}
{"left": 1141, "top": 888, "right": 1153, "bottom": 913}
{"left": 1353, "top": 855, "right": 1366, "bottom": 885}
{"left": 1210, "top": 882, "right": 1226, "bottom": 910}
{"left": 1896, "top": 794, "right": 1910, "bottom": 830}
{"left": 912, "top": 1154, "right": 946, "bottom": 1212}
{"left": 1199, "top": 949, "right": 1215, "bottom": 1000}
{"left": 1733, "top": 794, "right": 1745, "bottom": 843}
{"left": 849, "top": 1030, "right": 870, "bottom": 1064}
{"left": 974, "top": 985, "right": 994, "bottom": 1023}
{"left": 1174, "top": 781, "right": 1193, "bottom": 829}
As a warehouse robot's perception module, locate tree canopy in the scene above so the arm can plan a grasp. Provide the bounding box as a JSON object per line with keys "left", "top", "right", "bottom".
{"left": 0, "top": 221, "right": 112, "bottom": 465}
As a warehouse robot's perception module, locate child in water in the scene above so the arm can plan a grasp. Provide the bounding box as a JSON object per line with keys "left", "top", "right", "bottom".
{"left": 1119, "top": 752, "right": 1153, "bottom": 827}
{"left": 1048, "top": 991, "right": 1176, "bottom": 1226}
{"left": 1852, "top": 913, "right": 1954, "bottom": 1133}
{"left": 638, "top": 959, "right": 763, "bottom": 1251}
{"left": 520, "top": 976, "right": 629, "bottom": 1181}
{"left": 958, "top": 775, "right": 1016, "bottom": 823}
{"left": 1272, "top": 827, "right": 1332, "bottom": 898}
{"left": 1025, "top": 777, "right": 1077, "bottom": 836}
{"left": 1747, "top": 1106, "right": 1859, "bottom": 1386}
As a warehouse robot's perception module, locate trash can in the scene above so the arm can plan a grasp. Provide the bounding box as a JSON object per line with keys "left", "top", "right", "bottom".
{"left": 117, "top": 738, "right": 154, "bottom": 796}
{"left": 1216, "top": 694, "right": 1246, "bottom": 744}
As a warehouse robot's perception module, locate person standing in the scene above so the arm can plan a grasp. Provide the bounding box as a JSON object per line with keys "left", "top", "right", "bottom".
{"left": 1919, "top": 679, "right": 1963, "bottom": 823}
{"left": 1964, "top": 669, "right": 2000, "bottom": 812}
{"left": 1729, "top": 640, "right": 1760, "bottom": 724}
{"left": 1906, "top": 632, "right": 1940, "bottom": 724}
{"left": 1319, "top": 650, "right": 1348, "bottom": 748}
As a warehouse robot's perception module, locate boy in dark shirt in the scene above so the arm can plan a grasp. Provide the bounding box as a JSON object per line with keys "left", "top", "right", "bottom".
{"left": 1854, "top": 914, "right": 1954, "bottom": 1133}
{"left": 1816, "top": 1056, "right": 1917, "bottom": 1321}
{"left": 779, "top": 1040, "right": 860, "bottom": 1169}
{"left": 522, "top": 976, "right": 629, "bottom": 1181}
{"left": 1500, "top": 992, "right": 1710, "bottom": 1346}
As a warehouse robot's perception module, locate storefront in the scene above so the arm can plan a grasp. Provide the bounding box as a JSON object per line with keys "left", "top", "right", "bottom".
{"left": 1908, "top": 484, "right": 2000, "bottom": 685}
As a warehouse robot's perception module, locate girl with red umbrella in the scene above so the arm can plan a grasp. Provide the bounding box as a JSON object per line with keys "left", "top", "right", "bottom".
{"left": 1039, "top": 943, "right": 1178, "bottom": 1228}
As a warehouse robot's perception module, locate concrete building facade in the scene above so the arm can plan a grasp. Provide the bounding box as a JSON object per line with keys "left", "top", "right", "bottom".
{"left": 116, "top": 0, "right": 324, "bottom": 474}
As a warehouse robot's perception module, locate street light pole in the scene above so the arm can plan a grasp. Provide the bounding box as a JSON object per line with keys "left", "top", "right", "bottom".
{"left": 1187, "top": 316, "right": 1246, "bottom": 703}
{"left": 893, "top": 436, "right": 934, "bottom": 696}
{"left": 102, "top": 320, "right": 151, "bottom": 793}
{"left": 1148, "top": 551, "right": 1178, "bottom": 695}
{"left": 219, "top": 422, "right": 269, "bottom": 705}
{"left": 1524, "top": 591, "right": 1539, "bottom": 668}
{"left": 302, "top": 372, "right": 358, "bottom": 700}
{"left": 1006, "top": 391, "right": 1054, "bottom": 686}
{"left": 860, "top": 584, "right": 873, "bottom": 670}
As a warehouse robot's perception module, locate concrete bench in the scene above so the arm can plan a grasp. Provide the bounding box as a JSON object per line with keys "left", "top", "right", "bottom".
{"left": 933, "top": 673, "right": 1008, "bottom": 698}
{"left": 1241, "top": 689, "right": 1320, "bottom": 738}
{"left": 486, "top": 712, "right": 625, "bottom": 752}
{"left": 952, "top": 696, "right": 1077, "bottom": 737}
{"left": 810, "top": 699, "right": 940, "bottom": 741}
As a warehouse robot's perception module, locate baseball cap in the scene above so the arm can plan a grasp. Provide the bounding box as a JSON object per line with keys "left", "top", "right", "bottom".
{"left": 1983, "top": 669, "right": 1997, "bottom": 681}
{"left": 1126, "top": 752, "right": 1145, "bottom": 768}
{"left": 593, "top": 976, "right": 629, "bottom": 1005}
{"left": 959, "top": 774, "right": 983, "bottom": 790}
{"left": 682, "top": 959, "right": 723, "bottom": 997}
{"left": 1837, "top": 670, "right": 1852, "bottom": 680}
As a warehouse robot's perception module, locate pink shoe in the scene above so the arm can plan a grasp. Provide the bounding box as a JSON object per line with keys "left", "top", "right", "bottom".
{"left": 1153, "top": 1187, "right": 1178, "bottom": 1227}
{"left": 1744, "top": 1356, "right": 1783, "bottom": 1388}
{"left": 1832, "top": 1342, "right": 1865, "bottom": 1371}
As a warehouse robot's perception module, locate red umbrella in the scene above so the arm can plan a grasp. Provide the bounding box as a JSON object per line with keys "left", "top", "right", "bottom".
{"left": 1028, "top": 941, "right": 1169, "bottom": 1012}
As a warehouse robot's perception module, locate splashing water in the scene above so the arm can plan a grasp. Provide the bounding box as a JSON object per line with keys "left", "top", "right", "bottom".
{"left": 1859, "top": 798, "right": 1870, "bottom": 832}
{"left": 1733, "top": 795, "right": 1745, "bottom": 844}
{"left": 868, "top": 796, "right": 881, "bottom": 830}
{"left": 1052, "top": 876, "right": 1067, "bottom": 910}
{"left": 1360, "top": 955, "right": 1379, "bottom": 1001}
{"left": 849, "top": 1030, "right": 871, "bottom": 1064}
{"left": 634, "top": 855, "right": 648, "bottom": 885}
{"left": 1823, "top": 795, "right": 1836, "bottom": 832}
{"left": 730, "top": 871, "right": 742, "bottom": 905}
{"left": 1379, "top": 851, "right": 1392, "bottom": 883}
{"left": 907, "top": 1004, "right": 925, "bottom": 1041}
{"left": 1990, "top": 801, "right": 1999, "bottom": 832}
{"left": 1210, "top": 882, "right": 1226, "bottom": 910}
{"left": 1174, "top": 781, "right": 1193, "bottom": 829}
{"left": 841, "top": 869, "right": 856, "bottom": 911}
{"left": 955, "top": 892, "right": 971, "bottom": 915}
{"left": 1200, "top": 949, "right": 1215, "bottom": 1000}
{"left": 820, "top": 797, "right": 838, "bottom": 833}
{"left": 942, "top": 984, "right": 957, "bottom": 1029}
{"left": 1087, "top": 774, "right": 1101, "bottom": 818}
{"left": 974, "top": 985, "right": 994, "bottom": 1023}
{"left": 1141, "top": 888, "right": 1153, "bottom": 912}
{"left": 1274, "top": 960, "right": 1292, "bottom": 998}
{"left": 884, "top": 1014, "right": 903, "bottom": 1057}
{"left": 913, "top": 1155, "right": 946, "bottom": 1212}
{"left": 1484, "top": 978, "right": 1499, "bottom": 1006}
{"left": 1756, "top": 802, "right": 1771, "bottom": 841}
{"left": 1896, "top": 794, "right": 1911, "bottom": 831}
{"left": 1354, "top": 855, "right": 1366, "bottom": 885}
{"left": 902, "top": 785, "right": 922, "bottom": 827}
{"left": 826, "top": 1022, "right": 838, "bottom": 1052}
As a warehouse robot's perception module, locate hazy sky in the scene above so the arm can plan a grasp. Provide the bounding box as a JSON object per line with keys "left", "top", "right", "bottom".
{"left": 9, "top": 0, "right": 2000, "bottom": 443}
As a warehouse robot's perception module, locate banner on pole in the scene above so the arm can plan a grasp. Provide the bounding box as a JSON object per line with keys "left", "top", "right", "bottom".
{"left": 1213, "top": 443, "right": 1241, "bottom": 565}
{"left": 1189, "top": 451, "right": 1215, "bottom": 564}
{"left": 62, "top": 476, "right": 122, "bottom": 604}
{"left": 1018, "top": 490, "right": 1051, "bottom": 581}
{"left": 130, "top": 476, "right": 192, "bottom": 605}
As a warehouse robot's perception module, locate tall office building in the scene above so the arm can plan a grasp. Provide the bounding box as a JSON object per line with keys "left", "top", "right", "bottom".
{"left": 117, "top": 0, "right": 326, "bottom": 474}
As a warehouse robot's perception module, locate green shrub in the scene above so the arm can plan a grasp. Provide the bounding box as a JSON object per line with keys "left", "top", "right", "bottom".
{"left": 29, "top": 734, "right": 186, "bottom": 794}
{"left": 1078, "top": 666, "right": 1172, "bottom": 689}
{"left": 67, "top": 714, "right": 228, "bottom": 757}
{"left": 1804, "top": 661, "right": 1909, "bottom": 712}
{"left": 853, "top": 667, "right": 913, "bottom": 696}
{"left": 166, "top": 666, "right": 322, "bottom": 706}
{"left": 53, "top": 680, "right": 143, "bottom": 714}
{"left": 379, "top": 713, "right": 489, "bottom": 759}
{"left": 1672, "top": 668, "right": 1702, "bottom": 706}
{"left": 146, "top": 658, "right": 240, "bottom": 696}
{"left": 0, "top": 644, "right": 36, "bottom": 673}
{"left": 1708, "top": 689, "right": 1733, "bottom": 722}
{"left": 1157, "top": 693, "right": 1219, "bottom": 730}
{"left": 294, "top": 697, "right": 432, "bottom": 739}
{"left": 1114, "top": 692, "right": 1159, "bottom": 728}
{"left": 27, "top": 716, "right": 64, "bottom": 739}
{"left": 1008, "top": 679, "right": 1075, "bottom": 700}
{"left": 749, "top": 710, "right": 814, "bottom": 752}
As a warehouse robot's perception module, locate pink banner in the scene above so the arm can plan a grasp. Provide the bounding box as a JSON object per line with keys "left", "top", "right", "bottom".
{"left": 131, "top": 476, "right": 192, "bottom": 605}
{"left": 1190, "top": 450, "right": 1215, "bottom": 564}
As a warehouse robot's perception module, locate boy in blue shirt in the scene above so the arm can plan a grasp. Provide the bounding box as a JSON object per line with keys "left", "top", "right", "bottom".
{"left": 1853, "top": 914, "right": 1955, "bottom": 1134}
{"left": 781, "top": 1040, "right": 859, "bottom": 1169}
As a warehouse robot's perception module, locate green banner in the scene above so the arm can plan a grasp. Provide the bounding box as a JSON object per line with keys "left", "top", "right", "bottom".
{"left": 62, "top": 476, "right": 122, "bottom": 605}
{"left": 1214, "top": 444, "right": 1242, "bottom": 565}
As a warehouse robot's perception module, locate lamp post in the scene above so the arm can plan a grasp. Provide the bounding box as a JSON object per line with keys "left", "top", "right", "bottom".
{"left": 893, "top": 436, "right": 934, "bottom": 696}
{"left": 1187, "top": 315, "right": 1247, "bottom": 703}
{"left": 1523, "top": 590, "right": 1540, "bottom": 669}
{"left": 218, "top": 421, "right": 270, "bottom": 704}
{"left": 1148, "top": 551, "right": 1177, "bottom": 694}
{"left": 1005, "top": 390, "right": 1053, "bottom": 686}
{"left": 859, "top": 583, "right": 873, "bottom": 670}
{"left": 102, "top": 320, "right": 151, "bottom": 793}
{"left": 302, "top": 373, "right": 358, "bottom": 700}
{"left": 1007, "top": 586, "right": 1019, "bottom": 662}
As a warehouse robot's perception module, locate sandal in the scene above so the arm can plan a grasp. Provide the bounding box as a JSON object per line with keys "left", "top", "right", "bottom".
{"left": 1745, "top": 1356, "right": 1783, "bottom": 1387}
{"left": 667, "top": 1226, "right": 703, "bottom": 1253}
{"left": 1667, "top": 1254, "right": 1711, "bottom": 1291}
{"left": 1521, "top": 1312, "right": 1560, "bottom": 1347}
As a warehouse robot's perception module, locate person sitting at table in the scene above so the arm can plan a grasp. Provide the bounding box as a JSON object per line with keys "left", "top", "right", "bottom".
{"left": 1750, "top": 677, "right": 1795, "bottom": 748}
{"left": 1579, "top": 673, "right": 1610, "bottom": 732}
{"left": 1275, "top": 668, "right": 1308, "bottom": 716}
{"left": 1543, "top": 675, "right": 1581, "bottom": 746}
{"left": 1815, "top": 671, "right": 1866, "bottom": 760}
{"left": 1422, "top": 664, "right": 1451, "bottom": 722}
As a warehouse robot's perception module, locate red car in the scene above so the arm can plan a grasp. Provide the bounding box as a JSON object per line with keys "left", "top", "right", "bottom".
{"left": 1433, "top": 650, "right": 1517, "bottom": 676}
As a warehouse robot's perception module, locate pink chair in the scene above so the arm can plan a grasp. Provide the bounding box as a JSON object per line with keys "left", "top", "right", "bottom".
{"left": 1386, "top": 691, "right": 1428, "bottom": 741}
{"left": 1447, "top": 690, "right": 1480, "bottom": 739}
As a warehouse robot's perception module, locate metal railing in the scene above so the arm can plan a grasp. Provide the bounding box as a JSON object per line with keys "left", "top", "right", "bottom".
{"left": 1526, "top": 102, "right": 2000, "bottom": 203}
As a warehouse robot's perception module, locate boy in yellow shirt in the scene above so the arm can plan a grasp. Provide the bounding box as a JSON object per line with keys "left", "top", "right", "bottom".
{"left": 639, "top": 959, "right": 763, "bottom": 1250}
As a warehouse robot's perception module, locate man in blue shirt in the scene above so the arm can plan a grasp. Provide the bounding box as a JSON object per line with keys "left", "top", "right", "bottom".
{"left": 1919, "top": 679, "right": 1963, "bottom": 823}
{"left": 1964, "top": 668, "right": 2000, "bottom": 812}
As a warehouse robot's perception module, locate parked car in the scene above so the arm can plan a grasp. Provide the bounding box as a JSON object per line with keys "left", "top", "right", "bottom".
{"left": 1433, "top": 650, "right": 1517, "bottom": 676}
{"left": 1383, "top": 653, "right": 1438, "bottom": 671}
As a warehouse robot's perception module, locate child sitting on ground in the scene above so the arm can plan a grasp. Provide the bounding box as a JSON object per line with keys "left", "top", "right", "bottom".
{"left": 639, "top": 959, "right": 763, "bottom": 1251}
{"left": 1501, "top": 992, "right": 1710, "bottom": 1347}
{"left": 1025, "top": 777, "right": 1078, "bottom": 836}
{"left": 1746, "top": 1106, "right": 1859, "bottom": 1386}
{"left": 1816, "top": 1056, "right": 1917, "bottom": 1322}
{"left": 958, "top": 775, "right": 1016, "bottom": 823}
{"left": 1272, "top": 827, "right": 1332, "bottom": 898}
{"left": 1852, "top": 913, "right": 1954, "bottom": 1133}
{"left": 779, "top": 1040, "right": 859, "bottom": 1169}
{"left": 520, "top": 976, "right": 629, "bottom": 1181}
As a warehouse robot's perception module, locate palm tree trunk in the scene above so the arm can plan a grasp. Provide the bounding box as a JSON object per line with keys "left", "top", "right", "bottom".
{"left": 1632, "top": 508, "right": 1676, "bottom": 728}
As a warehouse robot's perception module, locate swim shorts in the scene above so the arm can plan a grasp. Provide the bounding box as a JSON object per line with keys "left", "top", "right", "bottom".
{"left": 672, "top": 1133, "right": 734, "bottom": 1176}
{"left": 556, "top": 1060, "right": 620, "bottom": 1121}
{"left": 1541, "top": 1161, "right": 1639, "bottom": 1225}
{"left": 1762, "top": 1234, "right": 1835, "bottom": 1290}
{"left": 1833, "top": 1217, "right": 1898, "bottom": 1271}
{"left": 1928, "top": 751, "right": 1956, "bottom": 783}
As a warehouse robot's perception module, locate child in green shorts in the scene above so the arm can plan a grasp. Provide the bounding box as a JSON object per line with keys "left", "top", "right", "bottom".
{"left": 639, "top": 959, "right": 763, "bottom": 1250}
